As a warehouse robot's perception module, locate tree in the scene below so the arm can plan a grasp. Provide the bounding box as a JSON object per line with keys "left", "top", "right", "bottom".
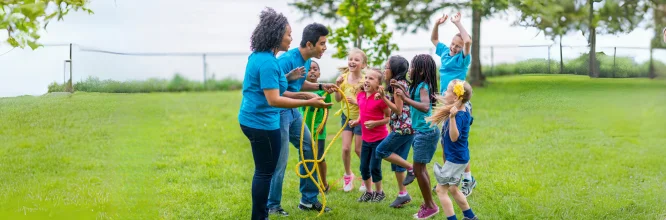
{"left": 291, "top": 0, "right": 398, "bottom": 66}
{"left": 513, "top": 0, "right": 586, "bottom": 74}
{"left": 1, "top": 0, "right": 92, "bottom": 49}
{"left": 291, "top": 0, "right": 510, "bottom": 86}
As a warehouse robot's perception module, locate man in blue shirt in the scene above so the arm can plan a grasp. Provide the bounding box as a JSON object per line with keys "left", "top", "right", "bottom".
{"left": 267, "top": 23, "right": 338, "bottom": 216}
{"left": 431, "top": 12, "right": 477, "bottom": 197}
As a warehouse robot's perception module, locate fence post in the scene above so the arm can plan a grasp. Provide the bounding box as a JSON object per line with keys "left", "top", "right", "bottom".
{"left": 67, "top": 43, "right": 73, "bottom": 92}
{"left": 490, "top": 46, "right": 494, "bottom": 76}
{"left": 203, "top": 54, "right": 207, "bottom": 89}
{"left": 613, "top": 47, "right": 616, "bottom": 78}
{"left": 548, "top": 46, "right": 551, "bottom": 74}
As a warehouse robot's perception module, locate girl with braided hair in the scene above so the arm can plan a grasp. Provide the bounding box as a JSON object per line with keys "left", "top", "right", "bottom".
{"left": 393, "top": 54, "right": 441, "bottom": 219}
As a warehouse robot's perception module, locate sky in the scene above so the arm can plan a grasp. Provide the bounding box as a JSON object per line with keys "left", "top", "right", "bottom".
{"left": 0, "top": 0, "right": 661, "bottom": 97}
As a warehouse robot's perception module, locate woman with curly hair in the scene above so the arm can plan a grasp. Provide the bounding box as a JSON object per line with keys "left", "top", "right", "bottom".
{"left": 237, "top": 8, "right": 332, "bottom": 220}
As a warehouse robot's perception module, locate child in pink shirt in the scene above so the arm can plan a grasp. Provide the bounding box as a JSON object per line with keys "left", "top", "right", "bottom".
{"left": 348, "top": 68, "right": 390, "bottom": 202}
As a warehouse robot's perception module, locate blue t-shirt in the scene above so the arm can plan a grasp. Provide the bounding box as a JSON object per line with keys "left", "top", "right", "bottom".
{"left": 410, "top": 82, "right": 434, "bottom": 132}
{"left": 277, "top": 48, "right": 312, "bottom": 92}
{"left": 442, "top": 111, "right": 472, "bottom": 164}
{"left": 238, "top": 51, "right": 288, "bottom": 130}
{"left": 436, "top": 42, "right": 471, "bottom": 94}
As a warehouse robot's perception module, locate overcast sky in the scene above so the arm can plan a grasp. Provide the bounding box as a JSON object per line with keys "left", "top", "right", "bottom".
{"left": 0, "top": 0, "right": 660, "bottom": 97}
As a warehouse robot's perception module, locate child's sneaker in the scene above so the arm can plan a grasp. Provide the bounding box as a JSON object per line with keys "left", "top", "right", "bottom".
{"left": 462, "top": 217, "right": 479, "bottom": 220}
{"left": 268, "top": 207, "right": 289, "bottom": 217}
{"left": 298, "top": 202, "right": 332, "bottom": 213}
{"left": 357, "top": 191, "right": 374, "bottom": 202}
{"left": 372, "top": 191, "right": 386, "bottom": 202}
{"left": 461, "top": 177, "right": 477, "bottom": 197}
{"left": 359, "top": 182, "right": 367, "bottom": 192}
{"left": 343, "top": 174, "right": 354, "bottom": 192}
{"left": 389, "top": 194, "right": 411, "bottom": 208}
{"left": 413, "top": 204, "right": 439, "bottom": 219}
{"left": 403, "top": 170, "right": 416, "bottom": 186}
{"left": 323, "top": 184, "right": 330, "bottom": 194}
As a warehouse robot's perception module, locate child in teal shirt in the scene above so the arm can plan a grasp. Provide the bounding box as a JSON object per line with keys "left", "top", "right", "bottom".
{"left": 299, "top": 60, "right": 333, "bottom": 192}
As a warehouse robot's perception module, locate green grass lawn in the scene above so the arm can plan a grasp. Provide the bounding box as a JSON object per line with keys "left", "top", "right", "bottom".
{"left": 1, "top": 75, "right": 665, "bottom": 219}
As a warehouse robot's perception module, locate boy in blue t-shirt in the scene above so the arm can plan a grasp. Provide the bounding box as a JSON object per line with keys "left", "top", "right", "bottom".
{"left": 431, "top": 12, "right": 476, "bottom": 197}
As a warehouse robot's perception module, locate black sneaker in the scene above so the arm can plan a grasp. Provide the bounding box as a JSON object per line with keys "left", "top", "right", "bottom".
{"left": 389, "top": 194, "right": 412, "bottom": 208}
{"left": 403, "top": 170, "right": 416, "bottom": 186}
{"left": 268, "top": 207, "right": 289, "bottom": 217}
{"left": 372, "top": 191, "right": 386, "bottom": 202}
{"left": 323, "top": 184, "right": 330, "bottom": 194}
{"left": 298, "top": 202, "right": 331, "bottom": 213}
{"left": 462, "top": 217, "right": 479, "bottom": 220}
{"left": 357, "top": 191, "right": 374, "bottom": 202}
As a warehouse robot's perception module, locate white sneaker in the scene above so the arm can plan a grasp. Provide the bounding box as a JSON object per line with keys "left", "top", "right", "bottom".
{"left": 343, "top": 174, "right": 354, "bottom": 192}
{"left": 359, "top": 182, "right": 366, "bottom": 192}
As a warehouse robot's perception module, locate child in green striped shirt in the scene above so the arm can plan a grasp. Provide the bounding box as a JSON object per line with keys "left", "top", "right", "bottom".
{"left": 299, "top": 60, "right": 333, "bottom": 193}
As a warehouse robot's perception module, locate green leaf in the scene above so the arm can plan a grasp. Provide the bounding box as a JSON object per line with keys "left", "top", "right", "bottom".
{"left": 7, "top": 37, "right": 19, "bottom": 47}
{"left": 27, "top": 40, "right": 41, "bottom": 50}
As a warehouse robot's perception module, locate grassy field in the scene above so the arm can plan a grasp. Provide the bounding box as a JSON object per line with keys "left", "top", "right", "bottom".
{"left": 1, "top": 75, "right": 665, "bottom": 219}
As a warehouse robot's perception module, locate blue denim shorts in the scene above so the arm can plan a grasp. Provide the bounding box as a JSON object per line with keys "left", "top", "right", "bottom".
{"left": 375, "top": 132, "right": 414, "bottom": 172}
{"left": 340, "top": 113, "right": 362, "bottom": 135}
{"left": 412, "top": 128, "right": 440, "bottom": 164}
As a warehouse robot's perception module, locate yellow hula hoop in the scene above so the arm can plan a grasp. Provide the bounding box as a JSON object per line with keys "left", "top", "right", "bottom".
{"left": 294, "top": 87, "right": 351, "bottom": 217}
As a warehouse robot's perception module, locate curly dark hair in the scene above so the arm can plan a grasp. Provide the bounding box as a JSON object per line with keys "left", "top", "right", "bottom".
{"left": 250, "top": 8, "right": 289, "bottom": 52}
{"left": 385, "top": 55, "right": 409, "bottom": 94}
{"left": 300, "top": 23, "right": 329, "bottom": 48}
{"left": 410, "top": 54, "right": 438, "bottom": 107}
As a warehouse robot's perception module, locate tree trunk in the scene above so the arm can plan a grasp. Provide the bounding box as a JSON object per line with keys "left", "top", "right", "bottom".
{"left": 588, "top": 0, "right": 598, "bottom": 78}
{"left": 469, "top": 2, "right": 484, "bottom": 87}
{"left": 560, "top": 35, "right": 564, "bottom": 74}
{"left": 649, "top": 3, "right": 665, "bottom": 79}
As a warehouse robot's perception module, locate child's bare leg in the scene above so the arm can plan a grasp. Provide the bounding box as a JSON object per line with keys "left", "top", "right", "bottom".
{"left": 353, "top": 134, "right": 362, "bottom": 158}
{"left": 435, "top": 185, "right": 455, "bottom": 217}
{"left": 363, "top": 179, "right": 373, "bottom": 192}
{"left": 341, "top": 131, "right": 353, "bottom": 175}
{"left": 414, "top": 163, "right": 437, "bottom": 208}
{"left": 384, "top": 153, "right": 413, "bottom": 170}
{"left": 395, "top": 172, "right": 407, "bottom": 192}
{"left": 449, "top": 186, "right": 470, "bottom": 211}
{"left": 319, "top": 161, "right": 328, "bottom": 187}
{"left": 374, "top": 181, "right": 383, "bottom": 192}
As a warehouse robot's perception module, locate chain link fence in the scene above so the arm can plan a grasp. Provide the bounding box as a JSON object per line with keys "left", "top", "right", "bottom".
{"left": 2, "top": 42, "right": 663, "bottom": 96}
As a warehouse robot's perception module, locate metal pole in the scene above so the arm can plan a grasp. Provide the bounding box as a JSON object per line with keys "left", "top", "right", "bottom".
{"left": 613, "top": 47, "right": 616, "bottom": 78}
{"left": 68, "top": 43, "right": 73, "bottom": 92}
{"left": 548, "top": 46, "right": 551, "bottom": 74}
{"left": 490, "top": 47, "right": 494, "bottom": 76}
{"left": 203, "top": 54, "right": 207, "bottom": 89}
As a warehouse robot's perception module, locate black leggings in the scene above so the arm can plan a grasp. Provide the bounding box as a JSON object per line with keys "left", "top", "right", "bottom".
{"left": 240, "top": 125, "right": 282, "bottom": 220}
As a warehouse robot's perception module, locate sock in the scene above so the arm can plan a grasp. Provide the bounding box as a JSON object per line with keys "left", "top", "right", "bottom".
{"left": 399, "top": 191, "right": 408, "bottom": 196}
{"left": 407, "top": 167, "right": 413, "bottom": 172}
{"left": 447, "top": 215, "right": 457, "bottom": 220}
{"left": 464, "top": 172, "right": 472, "bottom": 180}
{"left": 463, "top": 209, "right": 475, "bottom": 218}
